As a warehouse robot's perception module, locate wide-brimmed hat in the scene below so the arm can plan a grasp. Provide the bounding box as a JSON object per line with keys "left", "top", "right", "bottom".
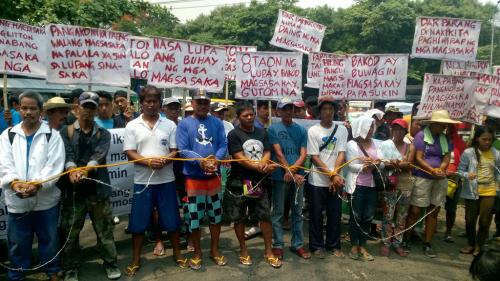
{"left": 44, "top": 97, "right": 73, "bottom": 111}
{"left": 421, "top": 109, "right": 461, "bottom": 125}
{"left": 385, "top": 105, "right": 402, "bottom": 114}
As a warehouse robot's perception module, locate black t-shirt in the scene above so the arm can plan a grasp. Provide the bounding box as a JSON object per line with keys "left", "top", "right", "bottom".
{"left": 227, "top": 126, "right": 271, "bottom": 182}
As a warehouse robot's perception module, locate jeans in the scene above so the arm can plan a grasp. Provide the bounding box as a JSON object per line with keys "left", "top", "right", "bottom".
{"left": 349, "top": 186, "right": 377, "bottom": 247}
{"left": 307, "top": 184, "right": 342, "bottom": 251}
{"left": 7, "top": 205, "right": 60, "bottom": 281}
{"left": 272, "top": 180, "right": 304, "bottom": 250}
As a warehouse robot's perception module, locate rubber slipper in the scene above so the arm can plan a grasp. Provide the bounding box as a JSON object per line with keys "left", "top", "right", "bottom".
{"left": 264, "top": 255, "right": 282, "bottom": 268}
{"left": 239, "top": 255, "right": 253, "bottom": 265}
{"left": 126, "top": 264, "right": 141, "bottom": 277}
{"left": 153, "top": 246, "right": 165, "bottom": 256}
{"left": 188, "top": 257, "right": 202, "bottom": 270}
{"left": 174, "top": 257, "right": 188, "bottom": 268}
{"left": 210, "top": 255, "right": 228, "bottom": 266}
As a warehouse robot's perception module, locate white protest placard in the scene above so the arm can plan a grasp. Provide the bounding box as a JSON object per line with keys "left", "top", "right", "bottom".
{"left": 270, "top": 10, "right": 326, "bottom": 54}
{"left": 416, "top": 73, "right": 477, "bottom": 120}
{"left": 442, "top": 60, "right": 489, "bottom": 75}
{"left": 493, "top": 66, "right": 500, "bottom": 76}
{"left": 319, "top": 56, "right": 346, "bottom": 99}
{"left": 46, "top": 24, "right": 130, "bottom": 86}
{"left": 221, "top": 45, "right": 257, "bottom": 81}
{"left": 235, "top": 51, "right": 302, "bottom": 100}
{"left": 344, "top": 54, "right": 408, "bottom": 100}
{"left": 486, "top": 75, "right": 500, "bottom": 119}
{"left": 412, "top": 16, "right": 481, "bottom": 61}
{"left": 148, "top": 37, "right": 226, "bottom": 92}
{"left": 130, "top": 36, "right": 150, "bottom": 80}
{"left": 306, "top": 52, "right": 337, "bottom": 88}
{"left": 0, "top": 19, "right": 47, "bottom": 78}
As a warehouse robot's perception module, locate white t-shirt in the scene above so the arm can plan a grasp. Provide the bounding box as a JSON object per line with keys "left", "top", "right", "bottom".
{"left": 223, "top": 120, "right": 234, "bottom": 137}
{"left": 307, "top": 123, "right": 348, "bottom": 187}
{"left": 123, "top": 114, "right": 177, "bottom": 184}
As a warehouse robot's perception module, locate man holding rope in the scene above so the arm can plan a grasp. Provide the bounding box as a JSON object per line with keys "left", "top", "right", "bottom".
{"left": 0, "top": 91, "right": 65, "bottom": 281}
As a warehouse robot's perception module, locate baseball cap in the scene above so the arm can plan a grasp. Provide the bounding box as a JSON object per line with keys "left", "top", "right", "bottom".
{"left": 79, "top": 92, "right": 99, "bottom": 106}
{"left": 386, "top": 105, "right": 402, "bottom": 114}
{"left": 193, "top": 88, "right": 210, "bottom": 100}
{"left": 391, "top": 118, "right": 408, "bottom": 130}
{"left": 317, "top": 97, "right": 336, "bottom": 110}
{"left": 210, "top": 102, "right": 227, "bottom": 112}
{"left": 163, "top": 97, "right": 180, "bottom": 107}
{"left": 277, "top": 97, "right": 294, "bottom": 109}
{"left": 293, "top": 100, "right": 305, "bottom": 108}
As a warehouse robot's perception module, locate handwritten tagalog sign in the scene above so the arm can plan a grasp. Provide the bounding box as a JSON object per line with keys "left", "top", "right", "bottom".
{"left": 344, "top": 54, "right": 408, "bottom": 100}
{"left": 148, "top": 37, "right": 226, "bottom": 92}
{"left": 442, "top": 60, "right": 489, "bottom": 75}
{"left": 0, "top": 19, "right": 47, "bottom": 77}
{"left": 493, "top": 66, "right": 500, "bottom": 76}
{"left": 221, "top": 45, "right": 257, "bottom": 81}
{"left": 129, "top": 36, "right": 150, "bottom": 79}
{"left": 46, "top": 24, "right": 130, "bottom": 86}
{"left": 319, "top": 56, "right": 346, "bottom": 99}
{"left": 270, "top": 10, "right": 325, "bottom": 54}
{"left": 235, "top": 51, "right": 302, "bottom": 100}
{"left": 306, "top": 52, "right": 337, "bottom": 88}
{"left": 416, "top": 73, "right": 477, "bottom": 120}
{"left": 411, "top": 16, "right": 481, "bottom": 61}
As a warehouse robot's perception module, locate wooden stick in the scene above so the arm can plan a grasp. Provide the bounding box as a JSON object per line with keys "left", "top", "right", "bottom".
{"left": 225, "top": 80, "right": 229, "bottom": 106}
{"left": 268, "top": 100, "right": 272, "bottom": 125}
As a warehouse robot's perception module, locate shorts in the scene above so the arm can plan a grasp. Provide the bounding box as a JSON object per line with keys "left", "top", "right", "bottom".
{"left": 223, "top": 177, "right": 271, "bottom": 224}
{"left": 128, "top": 182, "right": 180, "bottom": 233}
{"left": 187, "top": 192, "right": 223, "bottom": 231}
{"left": 410, "top": 177, "right": 448, "bottom": 208}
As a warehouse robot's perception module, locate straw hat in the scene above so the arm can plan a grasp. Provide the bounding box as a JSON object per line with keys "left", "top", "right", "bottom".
{"left": 420, "top": 109, "right": 461, "bottom": 125}
{"left": 44, "top": 97, "right": 73, "bottom": 111}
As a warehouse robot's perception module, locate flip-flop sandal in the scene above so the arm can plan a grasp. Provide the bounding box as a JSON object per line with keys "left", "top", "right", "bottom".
{"left": 153, "top": 246, "right": 165, "bottom": 256}
{"left": 460, "top": 247, "right": 474, "bottom": 254}
{"left": 126, "top": 264, "right": 141, "bottom": 277}
{"left": 239, "top": 255, "right": 253, "bottom": 265}
{"left": 331, "top": 250, "right": 345, "bottom": 258}
{"left": 188, "top": 257, "right": 202, "bottom": 270}
{"left": 264, "top": 255, "right": 282, "bottom": 268}
{"left": 174, "top": 257, "right": 188, "bottom": 268}
{"left": 210, "top": 255, "right": 228, "bottom": 266}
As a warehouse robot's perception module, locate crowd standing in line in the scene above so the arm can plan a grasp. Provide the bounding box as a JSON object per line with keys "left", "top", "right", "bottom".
{"left": 0, "top": 86, "right": 499, "bottom": 281}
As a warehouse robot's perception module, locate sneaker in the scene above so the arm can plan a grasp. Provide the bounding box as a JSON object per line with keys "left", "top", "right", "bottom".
{"left": 64, "top": 270, "right": 78, "bottom": 281}
{"left": 312, "top": 249, "right": 326, "bottom": 259}
{"left": 443, "top": 235, "right": 454, "bottom": 243}
{"left": 423, "top": 245, "right": 437, "bottom": 258}
{"left": 113, "top": 216, "right": 120, "bottom": 225}
{"left": 104, "top": 264, "right": 121, "bottom": 280}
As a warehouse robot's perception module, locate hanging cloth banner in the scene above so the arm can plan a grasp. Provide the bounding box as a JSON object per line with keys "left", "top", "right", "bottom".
{"left": 148, "top": 37, "right": 226, "bottom": 92}
{"left": 270, "top": 10, "right": 325, "bottom": 54}
{"left": 0, "top": 19, "right": 48, "bottom": 78}
{"left": 235, "top": 51, "right": 302, "bottom": 100}
{"left": 411, "top": 16, "right": 481, "bottom": 61}
{"left": 46, "top": 24, "right": 130, "bottom": 86}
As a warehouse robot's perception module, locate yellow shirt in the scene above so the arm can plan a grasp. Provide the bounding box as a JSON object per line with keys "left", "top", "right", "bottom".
{"left": 477, "top": 150, "right": 497, "bottom": 196}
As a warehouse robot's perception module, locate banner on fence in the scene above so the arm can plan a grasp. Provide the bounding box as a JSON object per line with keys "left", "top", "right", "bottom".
{"left": 306, "top": 52, "right": 337, "bottom": 88}
{"left": 129, "top": 36, "right": 150, "bottom": 80}
{"left": 442, "top": 60, "right": 489, "bottom": 75}
{"left": 221, "top": 45, "right": 257, "bottom": 81}
{"left": 235, "top": 51, "right": 302, "bottom": 100}
{"left": 411, "top": 16, "right": 481, "bottom": 61}
{"left": 270, "top": 10, "right": 325, "bottom": 54}
{"left": 319, "top": 56, "right": 346, "bottom": 99}
{"left": 0, "top": 19, "right": 48, "bottom": 78}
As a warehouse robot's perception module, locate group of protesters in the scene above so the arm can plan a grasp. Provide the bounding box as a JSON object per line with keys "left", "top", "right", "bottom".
{"left": 0, "top": 85, "right": 499, "bottom": 281}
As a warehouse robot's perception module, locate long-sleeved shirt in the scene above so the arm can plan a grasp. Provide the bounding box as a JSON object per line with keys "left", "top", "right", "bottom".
{"left": 0, "top": 122, "right": 65, "bottom": 213}
{"left": 176, "top": 115, "right": 227, "bottom": 179}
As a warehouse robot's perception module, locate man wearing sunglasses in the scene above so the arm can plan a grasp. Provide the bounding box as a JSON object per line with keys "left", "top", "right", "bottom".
{"left": 59, "top": 92, "right": 120, "bottom": 281}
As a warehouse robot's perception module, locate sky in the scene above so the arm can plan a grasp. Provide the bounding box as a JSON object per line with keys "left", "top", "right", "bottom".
{"left": 147, "top": 0, "right": 498, "bottom": 23}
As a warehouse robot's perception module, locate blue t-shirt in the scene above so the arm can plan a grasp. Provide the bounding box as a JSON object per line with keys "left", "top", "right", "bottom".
{"left": 94, "top": 117, "right": 114, "bottom": 129}
{"left": 176, "top": 115, "right": 228, "bottom": 179}
{"left": 26, "top": 134, "right": 35, "bottom": 177}
{"left": 0, "top": 109, "right": 22, "bottom": 133}
{"left": 268, "top": 121, "right": 307, "bottom": 181}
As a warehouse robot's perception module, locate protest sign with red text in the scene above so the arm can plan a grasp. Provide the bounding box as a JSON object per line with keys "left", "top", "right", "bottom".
{"left": 442, "top": 60, "right": 489, "bottom": 75}
{"left": 47, "top": 24, "right": 130, "bottom": 86}
{"left": 130, "top": 36, "right": 150, "bottom": 79}
{"left": 344, "top": 54, "right": 408, "bottom": 100}
{"left": 148, "top": 37, "right": 226, "bottom": 92}
{"left": 221, "top": 45, "right": 257, "bottom": 81}
{"left": 319, "top": 56, "right": 346, "bottom": 99}
{"left": 412, "top": 17, "right": 481, "bottom": 61}
{"left": 235, "top": 51, "right": 302, "bottom": 100}
{"left": 493, "top": 66, "right": 500, "bottom": 76}
{"left": 416, "top": 73, "right": 477, "bottom": 120}
{"left": 306, "top": 52, "right": 337, "bottom": 88}
{"left": 0, "top": 19, "right": 47, "bottom": 78}
{"left": 270, "top": 10, "right": 325, "bottom": 54}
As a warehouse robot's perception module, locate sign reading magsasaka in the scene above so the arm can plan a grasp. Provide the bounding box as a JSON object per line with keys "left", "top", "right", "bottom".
{"left": 129, "top": 36, "right": 150, "bottom": 79}
{"left": 235, "top": 51, "right": 302, "bottom": 100}
{"left": 0, "top": 19, "right": 47, "bottom": 78}
{"left": 411, "top": 16, "right": 481, "bottom": 61}
{"left": 442, "top": 60, "right": 489, "bottom": 75}
{"left": 416, "top": 73, "right": 477, "bottom": 120}
{"left": 148, "top": 37, "right": 226, "bottom": 92}
{"left": 270, "top": 10, "right": 325, "bottom": 54}
{"left": 306, "top": 52, "right": 337, "bottom": 88}
{"left": 344, "top": 54, "right": 408, "bottom": 100}
{"left": 319, "top": 56, "right": 346, "bottom": 99}
{"left": 221, "top": 45, "right": 257, "bottom": 81}
{"left": 47, "top": 24, "right": 130, "bottom": 86}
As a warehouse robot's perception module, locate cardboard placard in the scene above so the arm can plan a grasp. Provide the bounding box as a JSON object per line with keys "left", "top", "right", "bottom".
{"left": 319, "top": 56, "right": 346, "bottom": 99}
{"left": 220, "top": 45, "right": 257, "bottom": 81}
{"left": 306, "top": 52, "right": 337, "bottom": 88}
{"left": 129, "top": 36, "right": 150, "bottom": 79}
{"left": 442, "top": 60, "right": 489, "bottom": 75}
